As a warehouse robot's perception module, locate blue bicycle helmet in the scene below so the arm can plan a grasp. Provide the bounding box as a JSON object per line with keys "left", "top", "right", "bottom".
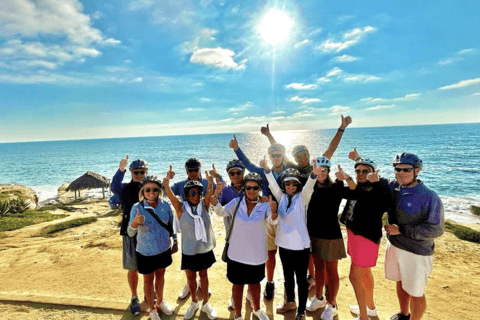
{"left": 315, "top": 156, "right": 331, "bottom": 168}
{"left": 129, "top": 159, "right": 149, "bottom": 171}
{"left": 268, "top": 143, "right": 286, "bottom": 156}
{"left": 354, "top": 158, "right": 377, "bottom": 171}
{"left": 392, "top": 153, "right": 422, "bottom": 168}
{"left": 226, "top": 159, "right": 245, "bottom": 173}
{"left": 292, "top": 145, "right": 309, "bottom": 158}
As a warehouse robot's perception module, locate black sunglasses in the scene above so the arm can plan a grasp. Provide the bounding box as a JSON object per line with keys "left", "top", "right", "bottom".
{"left": 229, "top": 171, "right": 242, "bottom": 176}
{"left": 187, "top": 168, "right": 199, "bottom": 173}
{"left": 145, "top": 187, "right": 160, "bottom": 193}
{"left": 284, "top": 181, "right": 299, "bottom": 187}
{"left": 395, "top": 167, "right": 414, "bottom": 173}
{"left": 133, "top": 170, "right": 146, "bottom": 175}
{"left": 245, "top": 186, "right": 260, "bottom": 190}
{"left": 270, "top": 154, "right": 282, "bottom": 158}
{"left": 189, "top": 190, "right": 201, "bottom": 197}
{"left": 355, "top": 169, "right": 371, "bottom": 175}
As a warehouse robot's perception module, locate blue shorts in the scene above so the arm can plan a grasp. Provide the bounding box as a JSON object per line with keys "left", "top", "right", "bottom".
{"left": 123, "top": 236, "right": 138, "bottom": 271}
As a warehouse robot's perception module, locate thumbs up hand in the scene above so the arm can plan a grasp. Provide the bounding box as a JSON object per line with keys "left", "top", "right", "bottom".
{"left": 119, "top": 155, "right": 129, "bottom": 172}
{"left": 132, "top": 209, "right": 145, "bottom": 228}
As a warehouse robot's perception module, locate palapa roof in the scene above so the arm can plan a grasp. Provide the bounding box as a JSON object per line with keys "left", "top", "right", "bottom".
{"left": 66, "top": 171, "right": 110, "bottom": 191}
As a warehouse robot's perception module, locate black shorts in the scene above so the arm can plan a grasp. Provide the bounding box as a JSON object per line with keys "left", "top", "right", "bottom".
{"left": 136, "top": 249, "right": 172, "bottom": 275}
{"left": 181, "top": 250, "right": 216, "bottom": 272}
{"left": 227, "top": 259, "right": 265, "bottom": 285}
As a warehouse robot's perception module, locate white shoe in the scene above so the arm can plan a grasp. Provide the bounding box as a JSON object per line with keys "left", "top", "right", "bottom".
{"left": 246, "top": 291, "right": 255, "bottom": 309}
{"left": 202, "top": 302, "right": 218, "bottom": 320}
{"left": 150, "top": 309, "right": 161, "bottom": 320}
{"left": 321, "top": 303, "right": 338, "bottom": 320}
{"left": 179, "top": 283, "right": 190, "bottom": 299}
{"left": 228, "top": 297, "right": 235, "bottom": 311}
{"left": 184, "top": 301, "right": 200, "bottom": 319}
{"left": 158, "top": 299, "right": 174, "bottom": 315}
{"left": 234, "top": 316, "right": 243, "bottom": 320}
{"left": 306, "top": 296, "right": 326, "bottom": 312}
{"left": 350, "top": 304, "right": 378, "bottom": 317}
{"left": 253, "top": 308, "right": 270, "bottom": 320}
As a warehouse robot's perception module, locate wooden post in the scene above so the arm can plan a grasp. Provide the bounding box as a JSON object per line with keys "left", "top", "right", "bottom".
{"left": 102, "top": 186, "right": 105, "bottom": 199}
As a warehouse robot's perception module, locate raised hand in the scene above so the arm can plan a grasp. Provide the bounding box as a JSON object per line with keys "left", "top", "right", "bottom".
{"left": 119, "top": 155, "right": 129, "bottom": 172}
{"left": 205, "top": 170, "right": 214, "bottom": 184}
{"left": 162, "top": 175, "right": 170, "bottom": 188}
{"left": 229, "top": 135, "right": 239, "bottom": 151}
{"left": 167, "top": 165, "right": 175, "bottom": 179}
{"left": 340, "top": 115, "right": 352, "bottom": 129}
{"left": 260, "top": 156, "right": 270, "bottom": 171}
{"left": 133, "top": 209, "right": 145, "bottom": 226}
{"left": 259, "top": 195, "right": 269, "bottom": 203}
{"left": 209, "top": 164, "right": 220, "bottom": 178}
{"left": 367, "top": 170, "right": 380, "bottom": 183}
{"left": 260, "top": 124, "right": 270, "bottom": 135}
{"left": 214, "top": 182, "right": 224, "bottom": 197}
{"left": 348, "top": 148, "right": 359, "bottom": 161}
{"left": 269, "top": 195, "right": 278, "bottom": 220}
{"left": 335, "top": 165, "right": 349, "bottom": 181}
{"left": 312, "top": 159, "right": 321, "bottom": 176}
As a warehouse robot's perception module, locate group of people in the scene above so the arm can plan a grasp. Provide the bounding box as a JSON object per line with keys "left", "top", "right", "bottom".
{"left": 111, "top": 115, "right": 444, "bottom": 320}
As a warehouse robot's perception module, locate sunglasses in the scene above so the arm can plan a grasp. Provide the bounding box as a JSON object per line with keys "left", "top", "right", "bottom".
{"left": 395, "top": 167, "right": 414, "bottom": 173}
{"left": 229, "top": 170, "right": 242, "bottom": 176}
{"left": 355, "top": 169, "right": 371, "bottom": 175}
{"left": 133, "top": 170, "right": 146, "bottom": 175}
{"left": 284, "top": 181, "right": 299, "bottom": 187}
{"left": 189, "top": 190, "right": 201, "bottom": 197}
{"left": 295, "top": 151, "right": 308, "bottom": 158}
{"left": 317, "top": 168, "right": 329, "bottom": 173}
{"left": 145, "top": 187, "right": 160, "bottom": 193}
{"left": 245, "top": 186, "right": 260, "bottom": 190}
{"left": 270, "top": 154, "right": 282, "bottom": 158}
{"left": 187, "top": 168, "right": 199, "bottom": 173}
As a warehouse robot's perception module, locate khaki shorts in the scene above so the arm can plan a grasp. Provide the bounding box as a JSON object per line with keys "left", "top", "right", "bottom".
{"left": 266, "top": 223, "right": 278, "bottom": 251}
{"left": 385, "top": 240, "right": 433, "bottom": 297}
{"left": 311, "top": 237, "right": 346, "bottom": 261}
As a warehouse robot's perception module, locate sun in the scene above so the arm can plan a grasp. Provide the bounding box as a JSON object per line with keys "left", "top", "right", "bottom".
{"left": 259, "top": 9, "right": 294, "bottom": 46}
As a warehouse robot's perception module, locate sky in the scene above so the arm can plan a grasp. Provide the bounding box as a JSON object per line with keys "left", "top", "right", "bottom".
{"left": 0, "top": 0, "right": 479, "bottom": 143}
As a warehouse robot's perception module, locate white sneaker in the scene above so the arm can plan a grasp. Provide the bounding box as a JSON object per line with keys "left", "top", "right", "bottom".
{"left": 350, "top": 305, "right": 378, "bottom": 317}
{"left": 321, "top": 303, "right": 338, "bottom": 320}
{"left": 202, "top": 302, "right": 218, "bottom": 320}
{"left": 306, "top": 296, "right": 326, "bottom": 312}
{"left": 253, "top": 308, "right": 270, "bottom": 320}
{"left": 184, "top": 301, "right": 200, "bottom": 319}
{"left": 234, "top": 316, "right": 243, "bottom": 320}
{"left": 150, "top": 309, "right": 161, "bottom": 320}
{"left": 246, "top": 291, "right": 255, "bottom": 309}
{"left": 158, "top": 299, "right": 174, "bottom": 315}
{"left": 228, "top": 297, "right": 235, "bottom": 311}
{"left": 179, "top": 283, "right": 190, "bottom": 299}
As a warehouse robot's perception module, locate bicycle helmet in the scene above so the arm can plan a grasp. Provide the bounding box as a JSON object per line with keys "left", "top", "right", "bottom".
{"left": 184, "top": 180, "right": 204, "bottom": 195}
{"left": 292, "top": 145, "right": 309, "bottom": 158}
{"left": 315, "top": 156, "right": 331, "bottom": 168}
{"left": 280, "top": 168, "right": 303, "bottom": 193}
{"left": 141, "top": 175, "right": 162, "bottom": 188}
{"left": 268, "top": 143, "right": 286, "bottom": 157}
{"left": 226, "top": 159, "right": 245, "bottom": 173}
{"left": 354, "top": 158, "right": 377, "bottom": 171}
{"left": 243, "top": 172, "right": 263, "bottom": 189}
{"left": 129, "top": 159, "right": 149, "bottom": 171}
{"left": 392, "top": 153, "right": 422, "bottom": 168}
{"left": 185, "top": 158, "right": 201, "bottom": 169}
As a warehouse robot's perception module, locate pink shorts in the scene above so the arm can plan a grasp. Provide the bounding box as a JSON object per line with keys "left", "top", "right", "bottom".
{"left": 347, "top": 228, "right": 380, "bottom": 268}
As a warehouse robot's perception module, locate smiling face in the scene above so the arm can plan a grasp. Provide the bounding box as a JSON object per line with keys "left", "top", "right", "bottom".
{"left": 284, "top": 180, "right": 299, "bottom": 195}
{"left": 295, "top": 151, "right": 310, "bottom": 168}
{"left": 228, "top": 169, "right": 244, "bottom": 186}
{"left": 142, "top": 182, "right": 160, "bottom": 202}
{"left": 355, "top": 164, "right": 373, "bottom": 184}
{"left": 187, "top": 187, "right": 202, "bottom": 205}
{"left": 317, "top": 166, "right": 330, "bottom": 184}
{"left": 186, "top": 168, "right": 200, "bottom": 181}
{"left": 395, "top": 164, "right": 420, "bottom": 186}
{"left": 245, "top": 181, "right": 261, "bottom": 201}
{"left": 270, "top": 153, "right": 283, "bottom": 167}
{"left": 131, "top": 169, "right": 147, "bottom": 182}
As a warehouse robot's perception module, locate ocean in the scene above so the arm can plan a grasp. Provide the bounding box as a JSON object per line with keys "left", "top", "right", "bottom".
{"left": 1, "top": 123, "right": 479, "bottom": 224}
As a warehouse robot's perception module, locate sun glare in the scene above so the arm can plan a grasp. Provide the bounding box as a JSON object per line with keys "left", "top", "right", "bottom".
{"left": 259, "top": 9, "right": 294, "bottom": 46}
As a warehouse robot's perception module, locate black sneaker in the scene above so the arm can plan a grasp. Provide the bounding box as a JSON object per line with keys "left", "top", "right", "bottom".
{"left": 390, "top": 313, "right": 411, "bottom": 320}
{"left": 263, "top": 281, "right": 275, "bottom": 300}
{"left": 130, "top": 296, "right": 141, "bottom": 315}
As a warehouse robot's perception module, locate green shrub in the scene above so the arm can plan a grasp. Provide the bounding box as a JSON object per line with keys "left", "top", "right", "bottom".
{"left": 0, "top": 211, "right": 68, "bottom": 232}
{"left": 40, "top": 217, "right": 98, "bottom": 236}
{"left": 0, "top": 201, "right": 10, "bottom": 216}
{"left": 8, "top": 197, "right": 30, "bottom": 214}
{"left": 37, "top": 203, "right": 77, "bottom": 212}
{"left": 445, "top": 221, "right": 480, "bottom": 244}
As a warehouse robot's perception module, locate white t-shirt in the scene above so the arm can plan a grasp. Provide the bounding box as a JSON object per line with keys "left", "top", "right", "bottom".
{"left": 214, "top": 197, "right": 273, "bottom": 265}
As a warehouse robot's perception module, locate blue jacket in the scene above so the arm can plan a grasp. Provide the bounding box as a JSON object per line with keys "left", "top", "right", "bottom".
{"left": 386, "top": 179, "right": 444, "bottom": 256}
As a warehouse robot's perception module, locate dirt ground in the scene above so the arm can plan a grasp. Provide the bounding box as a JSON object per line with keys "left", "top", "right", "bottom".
{"left": 0, "top": 200, "right": 479, "bottom": 320}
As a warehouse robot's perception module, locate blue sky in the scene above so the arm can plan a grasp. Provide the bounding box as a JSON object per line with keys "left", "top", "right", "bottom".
{"left": 1, "top": 0, "right": 479, "bottom": 142}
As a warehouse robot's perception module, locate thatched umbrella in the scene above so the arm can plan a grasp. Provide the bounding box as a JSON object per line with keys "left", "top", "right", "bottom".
{"left": 66, "top": 171, "right": 110, "bottom": 199}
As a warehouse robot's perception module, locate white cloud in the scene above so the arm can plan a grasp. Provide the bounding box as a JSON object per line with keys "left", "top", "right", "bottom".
{"left": 326, "top": 67, "right": 343, "bottom": 77}
{"left": 292, "top": 111, "right": 314, "bottom": 118}
{"left": 330, "top": 105, "right": 351, "bottom": 115}
{"left": 74, "top": 47, "right": 102, "bottom": 57}
{"left": 438, "top": 58, "right": 458, "bottom": 65}
{"left": 316, "top": 26, "right": 376, "bottom": 53}
{"left": 438, "top": 78, "right": 480, "bottom": 90}
{"left": 317, "top": 77, "right": 331, "bottom": 83}
{"left": 458, "top": 49, "right": 476, "bottom": 55}
{"left": 200, "top": 97, "right": 211, "bottom": 102}
{"left": 131, "top": 77, "right": 143, "bottom": 83}
{"left": 294, "top": 39, "right": 310, "bottom": 49}
{"left": 332, "top": 54, "right": 358, "bottom": 63}
{"left": 393, "top": 93, "right": 421, "bottom": 100}
{"left": 184, "top": 108, "right": 206, "bottom": 112}
{"left": 127, "top": 0, "right": 154, "bottom": 11}
{"left": 219, "top": 118, "right": 235, "bottom": 122}
{"left": 190, "top": 47, "right": 246, "bottom": 70}
{"left": 288, "top": 96, "right": 321, "bottom": 104}
{"left": 284, "top": 83, "right": 317, "bottom": 90}
{"left": 92, "top": 11, "right": 103, "bottom": 20}
{"left": 102, "top": 38, "right": 122, "bottom": 46}
{"left": 473, "top": 92, "right": 480, "bottom": 96}
{"left": 343, "top": 74, "right": 381, "bottom": 82}
{"left": 228, "top": 102, "right": 254, "bottom": 113}
{"left": 359, "top": 97, "right": 386, "bottom": 103}
{"left": 365, "top": 104, "right": 395, "bottom": 111}
{"left": 272, "top": 111, "right": 286, "bottom": 114}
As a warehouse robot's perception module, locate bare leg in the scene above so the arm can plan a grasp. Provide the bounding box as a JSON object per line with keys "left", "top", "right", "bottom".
{"left": 410, "top": 295, "right": 426, "bottom": 320}
{"left": 349, "top": 264, "right": 370, "bottom": 320}
{"left": 154, "top": 268, "right": 166, "bottom": 305}
{"left": 363, "top": 267, "right": 375, "bottom": 310}
{"left": 199, "top": 269, "right": 210, "bottom": 304}
{"left": 128, "top": 270, "right": 138, "bottom": 296}
{"left": 232, "top": 284, "right": 245, "bottom": 318}
{"left": 143, "top": 273, "right": 155, "bottom": 310}
{"left": 396, "top": 281, "right": 411, "bottom": 316}
{"left": 248, "top": 283, "right": 261, "bottom": 311}
{"left": 266, "top": 250, "right": 277, "bottom": 282}
{"left": 185, "top": 270, "right": 198, "bottom": 302}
